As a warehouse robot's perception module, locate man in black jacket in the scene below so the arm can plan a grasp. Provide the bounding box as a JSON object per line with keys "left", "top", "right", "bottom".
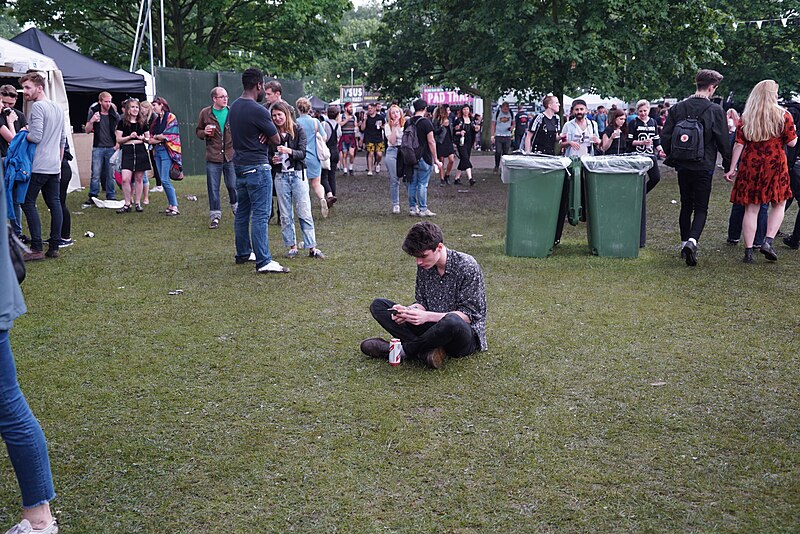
{"left": 661, "top": 69, "right": 731, "bottom": 266}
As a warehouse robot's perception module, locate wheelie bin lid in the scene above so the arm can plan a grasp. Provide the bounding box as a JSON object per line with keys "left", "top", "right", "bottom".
{"left": 500, "top": 154, "right": 572, "bottom": 184}
{"left": 580, "top": 154, "right": 654, "bottom": 175}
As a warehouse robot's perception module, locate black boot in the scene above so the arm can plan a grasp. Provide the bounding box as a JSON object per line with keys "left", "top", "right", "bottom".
{"left": 743, "top": 248, "right": 754, "bottom": 263}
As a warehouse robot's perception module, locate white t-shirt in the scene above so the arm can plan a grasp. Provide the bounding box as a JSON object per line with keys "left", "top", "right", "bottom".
{"left": 562, "top": 119, "right": 598, "bottom": 157}
{"left": 384, "top": 123, "right": 403, "bottom": 147}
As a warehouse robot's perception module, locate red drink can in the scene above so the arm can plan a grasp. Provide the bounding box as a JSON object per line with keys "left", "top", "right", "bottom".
{"left": 389, "top": 338, "right": 402, "bottom": 366}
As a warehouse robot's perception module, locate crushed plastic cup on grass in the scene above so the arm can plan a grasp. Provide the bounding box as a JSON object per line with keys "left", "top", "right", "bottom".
{"left": 168, "top": 289, "right": 184, "bottom": 295}
{"left": 84, "top": 231, "right": 95, "bottom": 238}
{"left": 186, "top": 195, "right": 198, "bottom": 201}
{"left": 471, "top": 234, "right": 484, "bottom": 238}
{"left": 671, "top": 200, "right": 677, "bottom": 204}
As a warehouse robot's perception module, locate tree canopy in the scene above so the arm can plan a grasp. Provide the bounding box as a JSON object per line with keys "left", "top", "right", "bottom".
{"left": 368, "top": 0, "right": 788, "bottom": 103}
{"left": 10, "top": 0, "right": 351, "bottom": 72}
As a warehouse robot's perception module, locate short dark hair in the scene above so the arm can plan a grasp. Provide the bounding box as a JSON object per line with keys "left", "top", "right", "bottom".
{"left": 402, "top": 222, "right": 443, "bottom": 256}
{"left": 327, "top": 105, "right": 340, "bottom": 119}
{"left": 265, "top": 80, "right": 282, "bottom": 94}
{"left": 242, "top": 68, "right": 263, "bottom": 91}
{"left": 412, "top": 98, "right": 427, "bottom": 112}
{"left": 696, "top": 69, "right": 723, "bottom": 90}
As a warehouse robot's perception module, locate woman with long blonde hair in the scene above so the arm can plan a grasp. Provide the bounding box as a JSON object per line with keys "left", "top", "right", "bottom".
{"left": 724, "top": 80, "right": 798, "bottom": 263}
{"left": 383, "top": 104, "right": 405, "bottom": 213}
{"left": 115, "top": 98, "right": 151, "bottom": 213}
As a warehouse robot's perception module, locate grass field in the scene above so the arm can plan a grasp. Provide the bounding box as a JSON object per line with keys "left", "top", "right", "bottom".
{"left": 4, "top": 160, "right": 799, "bottom": 531}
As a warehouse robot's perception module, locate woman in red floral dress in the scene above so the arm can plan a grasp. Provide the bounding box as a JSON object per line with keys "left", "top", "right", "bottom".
{"left": 725, "top": 80, "right": 797, "bottom": 263}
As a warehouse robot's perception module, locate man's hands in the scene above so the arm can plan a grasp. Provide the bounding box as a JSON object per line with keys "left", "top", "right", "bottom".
{"left": 390, "top": 305, "right": 428, "bottom": 325}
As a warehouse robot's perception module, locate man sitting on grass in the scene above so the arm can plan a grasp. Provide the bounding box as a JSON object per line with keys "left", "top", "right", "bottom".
{"left": 360, "top": 221, "right": 487, "bottom": 369}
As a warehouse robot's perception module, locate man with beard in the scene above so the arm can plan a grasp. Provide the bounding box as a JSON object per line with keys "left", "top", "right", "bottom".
{"left": 561, "top": 99, "right": 600, "bottom": 157}
{"left": 228, "top": 68, "right": 288, "bottom": 273}
{"left": 337, "top": 101, "right": 357, "bottom": 175}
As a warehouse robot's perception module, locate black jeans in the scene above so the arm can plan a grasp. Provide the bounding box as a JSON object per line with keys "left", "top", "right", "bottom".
{"left": 789, "top": 161, "right": 800, "bottom": 242}
{"left": 369, "top": 298, "right": 477, "bottom": 360}
{"left": 321, "top": 166, "right": 337, "bottom": 197}
{"left": 677, "top": 168, "right": 714, "bottom": 242}
{"left": 59, "top": 158, "right": 71, "bottom": 240}
{"left": 22, "top": 172, "right": 62, "bottom": 252}
{"left": 494, "top": 136, "right": 512, "bottom": 168}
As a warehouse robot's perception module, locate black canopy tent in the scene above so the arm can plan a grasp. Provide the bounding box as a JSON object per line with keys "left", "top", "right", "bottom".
{"left": 11, "top": 28, "right": 146, "bottom": 131}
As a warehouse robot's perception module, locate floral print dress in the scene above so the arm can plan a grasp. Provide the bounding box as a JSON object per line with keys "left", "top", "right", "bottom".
{"left": 731, "top": 111, "right": 797, "bottom": 205}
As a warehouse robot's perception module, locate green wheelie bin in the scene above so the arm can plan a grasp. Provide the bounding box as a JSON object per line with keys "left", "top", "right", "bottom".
{"left": 500, "top": 154, "right": 572, "bottom": 257}
{"left": 580, "top": 155, "right": 653, "bottom": 258}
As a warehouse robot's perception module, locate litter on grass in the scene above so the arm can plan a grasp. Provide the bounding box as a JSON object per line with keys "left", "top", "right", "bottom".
{"left": 471, "top": 234, "right": 484, "bottom": 238}
{"left": 186, "top": 195, "right": 198, "bottom": 201}
{"left": 84, "top": 231, "right": 95, "bottom": 238}
{"left": 650, "top": 381, "right": 667, "bottom": 387}
{"left": 169, "top": 289, "right": 184, "bottom": 295}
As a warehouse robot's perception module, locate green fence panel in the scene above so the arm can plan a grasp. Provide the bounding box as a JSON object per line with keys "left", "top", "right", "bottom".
{"left": 154, "top": 68, "right": 303, "bottom": 176}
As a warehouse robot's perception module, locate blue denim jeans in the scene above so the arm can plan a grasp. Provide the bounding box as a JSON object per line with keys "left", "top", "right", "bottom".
{"left": 21, "top": 173, "right": 62, "bottom": 252}
{"left": 207, "top": 161, "right": 238, "bottom": 220}
{"left": 728, "top": 203, "right": 767, "bottom": 246}
{"left": 154, "top": 145, "right": 178, "bottom": 207}
{"left": 407, "top": 158, "right": 433, "bottom": 210}
{"left": 0, "top": 331, "right": 56, "bottom": 508}
{"left": 274, "top": 171, "right": 316, "bottom": 249}
{"left": 89, "top": 146, "right": 117, "bottom": 199}
{"left": 385, "top": 146, "right": 401, "bottom": 207}
{"left": 234, "top": 164, "right": 274, "bottom": 268}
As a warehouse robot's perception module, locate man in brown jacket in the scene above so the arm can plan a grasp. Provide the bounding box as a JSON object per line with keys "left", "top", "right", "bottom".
{"left": 196, "top": 86, "right": 237, "bottom": 229}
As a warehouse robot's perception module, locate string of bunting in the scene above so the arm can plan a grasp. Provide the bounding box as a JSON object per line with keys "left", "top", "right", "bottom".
{"left": 729, "top": 14, "right": 800, "bottom": 30}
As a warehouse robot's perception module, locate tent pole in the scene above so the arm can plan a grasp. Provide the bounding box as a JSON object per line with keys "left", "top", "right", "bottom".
{"left": 129, "top": 0, "right": 147, "bottom": 71}
{"left": 147, "top": 0, "right": 156, "bottom": 95}
{"left": 160, "top": 0, "right": 166, "bottom": 67}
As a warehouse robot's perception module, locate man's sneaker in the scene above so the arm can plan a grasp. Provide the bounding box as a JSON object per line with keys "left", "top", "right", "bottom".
{"left": 360, "top": 337, "right": 390, "bottom": 359}
{"left": 23, "top": 250, "right": 44, "bottom": 262}
{"left": 256, "top": 260, "right": 290, "bottom": 273}
{"left": 418, "top": 209, "right": 436, "bottom": 217}
{"left": 58, "top": 238, "right": 75, "bottom": 248}
{"left": 4, "top": 518, "right": 59, "bottom": 534}
{"left": 726, "top": 238, "right": 740, "bottom": 245}
{"left": 235, "top": 252, "right": 257, "bottom": 264}
{"left": 209, "top": 218, "right": 220, "bottom": 229}
{"left": 682, "top": 240, "right": 698, "bottom": 267}
{"left": 44, "top": 247, "right": 59, "bottom": 259}
{"left": 285, "top": 248, "right": 299, "bottom": 259}
{"left": 408, "top": 206, "right": 419, "bottom": 217}
{"left": 309, "top": 248, "right": 325, "bottom": 259}
{"left": 149, "top": 185, "right": 163, "bottom": 193}
{"left": 783, "top": 236, "right": 800, "bottom": 249}
{"left": 392, "top": 205, "right": 400, "bottom": 214}
{"left": 421, "top": 347, "right": 446, "bottom": 369}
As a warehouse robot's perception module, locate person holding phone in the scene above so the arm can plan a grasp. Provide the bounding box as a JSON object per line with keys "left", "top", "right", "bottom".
{"left": 360, "top": 222, "right": 486, "bottom": 369}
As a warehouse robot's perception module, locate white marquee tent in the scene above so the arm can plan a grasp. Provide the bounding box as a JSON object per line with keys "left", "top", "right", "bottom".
{"left": 0, "top": 37, "right": 80, "bottom": 191}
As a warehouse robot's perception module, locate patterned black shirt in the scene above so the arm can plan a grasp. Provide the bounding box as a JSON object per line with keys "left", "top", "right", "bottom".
{"left": 415, "top": 249, "right": 487, "bottom": 351}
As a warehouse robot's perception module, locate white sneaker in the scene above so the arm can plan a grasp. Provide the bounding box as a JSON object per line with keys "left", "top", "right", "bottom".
{"left": 376, "top": 164, "right": 381, "bottom": 173}
{"left": 149, "top": 185, "right": 164, "bottom": 193}
{"left": 256, "top": 260, "right": 290, "bottom": 274}
{"left": 418, "top": 208, "right": 436, "bottom": 217}
{"left": 392, "top": 205, "right": 400, "bottom": 214}
{"left": 5, "top": 519, "right": 58, "bottom": 534}
{"left": 367, "top": 171, "right": 373, "bottom": 176}
{"left": 319, "top": 197, "right": 329, "bottom": 218}
{"left": 408, "top": 207, "right": 419, "bottom": 216}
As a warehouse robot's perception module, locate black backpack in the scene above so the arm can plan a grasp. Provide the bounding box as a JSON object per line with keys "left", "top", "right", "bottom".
{"left": 400, "top": 117, "right": 424, "bottom": 166}
{"left": 322, "top": 119, "right": 339, "bottom": 163}
{"left": 670, "top": 101, "right": 714, "bottom": 163}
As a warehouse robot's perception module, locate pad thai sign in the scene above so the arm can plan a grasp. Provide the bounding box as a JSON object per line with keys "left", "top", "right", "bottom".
{"left": 421, "top": 87, "right": 474, "bottom": 106}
